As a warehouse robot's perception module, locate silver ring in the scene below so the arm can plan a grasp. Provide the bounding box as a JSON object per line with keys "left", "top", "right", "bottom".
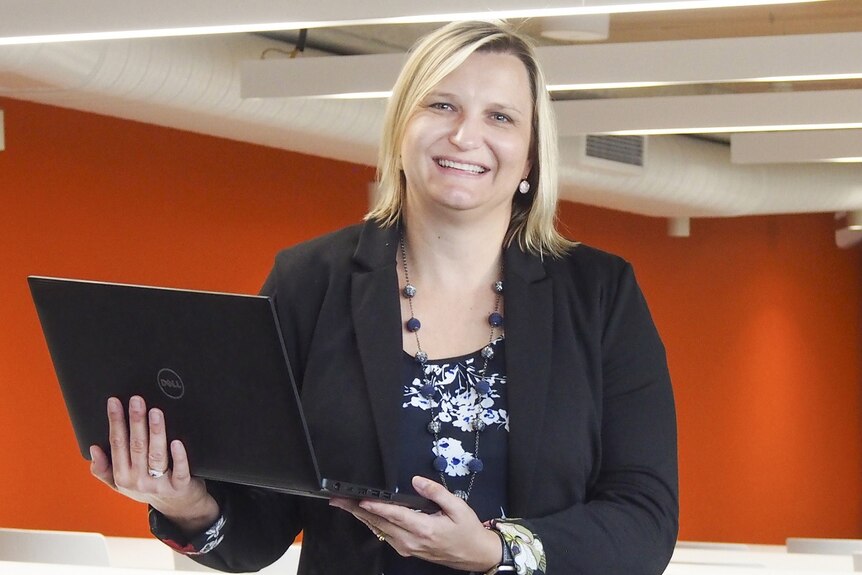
{"left": 148, "top": 468, "right": 167, "bottom": 478}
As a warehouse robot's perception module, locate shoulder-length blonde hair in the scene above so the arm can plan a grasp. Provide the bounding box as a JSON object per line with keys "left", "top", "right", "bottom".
{"left": 365, "top": 20, "right": 574, "bottom": 258}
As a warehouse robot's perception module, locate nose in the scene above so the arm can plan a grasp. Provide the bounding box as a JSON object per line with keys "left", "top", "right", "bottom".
{"left": 449, "top": 114, "right": 482, "bottom": 150}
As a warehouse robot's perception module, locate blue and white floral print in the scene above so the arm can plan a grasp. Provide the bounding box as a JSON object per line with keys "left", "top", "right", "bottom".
{"left": 403, "top": 341, "right": 509, "bottom": 478}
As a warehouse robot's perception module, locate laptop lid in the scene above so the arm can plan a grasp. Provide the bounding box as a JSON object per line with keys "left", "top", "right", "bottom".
{"left": 28, "top": 276, "right": 324, "bottom": 494}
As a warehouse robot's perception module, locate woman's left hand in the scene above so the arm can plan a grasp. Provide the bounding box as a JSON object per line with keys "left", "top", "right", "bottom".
{"left": 329, "top": 475, "right": 502, "bottom": 572}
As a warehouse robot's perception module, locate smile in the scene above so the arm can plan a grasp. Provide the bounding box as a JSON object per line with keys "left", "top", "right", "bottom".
{"left": 435, "top": 158, "right": 488, "bottom": 174}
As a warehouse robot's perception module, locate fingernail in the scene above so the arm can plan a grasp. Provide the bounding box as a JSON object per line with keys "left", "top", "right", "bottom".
{"left": 130, "top": 396, "right": 143, "bottom": 409}
{"left": 413, "top": 476, "right": 429, "bottom": 489}
{"left": 149, "top": 410, "right": 161, "bottom": 424}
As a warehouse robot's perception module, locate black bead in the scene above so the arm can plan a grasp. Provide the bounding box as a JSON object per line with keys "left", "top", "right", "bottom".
{"left": 488, "top": 312, "right": 503, "bottom": 327}
{"left": 468, "top": 458, "right": 484, "bottom": 473}
{"left": 406, "top": 317, "right": 421, "bottom": 332}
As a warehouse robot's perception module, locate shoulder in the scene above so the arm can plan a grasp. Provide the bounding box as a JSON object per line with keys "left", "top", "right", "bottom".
{"left": 272, "top": 223, "right": 364, "bottom": 272}
{"left": 545, "top": 242, "right": 633, "bottom": 287}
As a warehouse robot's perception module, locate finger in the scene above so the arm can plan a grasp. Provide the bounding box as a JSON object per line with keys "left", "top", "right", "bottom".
{"left": 335, "top": 498, "right": 408, "bottom": 539}
{"left": 358, "top": 498, "right": 423, "bottom": 531}
{"left": 147, "top": 408, "right": 169, "bottom": 474}
{"left": 127, "top": 396, "right": 150, "bottom": 475}
{"left": 411, "top": 476, "right": 467, "bottom": 518}
{"left": 168, "top": 440, "right": 193, "bottom": 489}
{"left": 89, "top": 445, "right": 117, "bottom": 489}
{"left": 106, "top": 396, "right": 131, "bottom": 477}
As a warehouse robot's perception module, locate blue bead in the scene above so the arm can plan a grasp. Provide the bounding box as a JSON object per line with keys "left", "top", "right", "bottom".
{"left": 468, "top": 458, "right": 484, "bottom": 473}
{"left": 406, "top": 317, "right": 421, "bottom": 332}
{"left": 488, "top": 312, "right": 503, "bottom": 327}
{"left": 421, "top": 383, "right": 435, "bottom": 398}
{"left": 433, "top": 455, "right": 448, "bottom": 472}
{"left": 475, "top": 378, "right": 491, "bottom": 396}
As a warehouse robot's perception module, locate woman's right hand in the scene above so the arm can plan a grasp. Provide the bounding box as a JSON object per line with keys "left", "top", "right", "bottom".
{"left": 90, "top": 395, "right": 221, "bottom": 536}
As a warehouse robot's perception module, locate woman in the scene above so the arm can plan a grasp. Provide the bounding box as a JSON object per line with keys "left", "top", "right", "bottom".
{"left": 90, "top": 20, "right": 678, "bottom": 575}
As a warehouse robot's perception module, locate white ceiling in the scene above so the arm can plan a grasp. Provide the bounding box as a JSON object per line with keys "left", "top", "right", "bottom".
{"left": 1, "top": 0, "right": 861, "bottom": 229}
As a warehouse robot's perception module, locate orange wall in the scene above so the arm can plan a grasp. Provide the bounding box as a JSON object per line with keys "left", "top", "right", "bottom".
{"left": 1, "top": 97, "right": 860, "bottom": 543}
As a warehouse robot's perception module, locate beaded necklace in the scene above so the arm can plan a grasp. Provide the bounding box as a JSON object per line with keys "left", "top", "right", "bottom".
{"left": 399, "top": 236, "right": 504, "bottom": 501}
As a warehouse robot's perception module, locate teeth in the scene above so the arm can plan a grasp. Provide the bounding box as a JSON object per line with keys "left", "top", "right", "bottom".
{"left": 437, "top": 159, "right": 486, "bottom": 174}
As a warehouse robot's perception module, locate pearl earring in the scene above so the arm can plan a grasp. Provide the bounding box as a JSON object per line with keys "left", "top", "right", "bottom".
{"left": 518, "top": 179, "right": 530, "bottom": 194}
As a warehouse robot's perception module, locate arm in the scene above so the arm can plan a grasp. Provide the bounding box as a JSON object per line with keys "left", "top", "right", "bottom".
{"left": 509, "top": 261, "right": 679, "bottom": 574}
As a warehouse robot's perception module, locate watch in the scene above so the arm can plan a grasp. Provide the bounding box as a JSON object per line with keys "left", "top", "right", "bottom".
{"left": 483, "top": 533, "right": 517, "bottom": 575}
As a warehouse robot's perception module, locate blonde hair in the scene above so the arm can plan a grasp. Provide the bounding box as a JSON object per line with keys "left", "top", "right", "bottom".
{"left": 365, "top": 20, "right": 574, "bottom": 257}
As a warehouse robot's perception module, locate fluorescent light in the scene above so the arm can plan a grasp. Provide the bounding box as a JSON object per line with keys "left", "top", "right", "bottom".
{"left": 0, "top": 0, "right": 827, "bottom": 46}
{"left": 732, "top": 131, "right": 862, "bottom": 164}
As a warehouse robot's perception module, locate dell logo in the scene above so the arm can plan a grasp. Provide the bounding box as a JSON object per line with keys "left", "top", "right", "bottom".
{"left": 156, "top": 368, "right": 185, "bottom": 399}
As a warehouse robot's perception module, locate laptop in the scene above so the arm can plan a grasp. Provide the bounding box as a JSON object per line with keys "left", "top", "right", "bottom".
{"left": 28, "top": 276, "right": 438, "bottom": 514}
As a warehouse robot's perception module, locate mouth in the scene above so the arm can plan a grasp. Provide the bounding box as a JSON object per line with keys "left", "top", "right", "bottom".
{"left": 435, "top": 157, "right": 489, "bottom": 175}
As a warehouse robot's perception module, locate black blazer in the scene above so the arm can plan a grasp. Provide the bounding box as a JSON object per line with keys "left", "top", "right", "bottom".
{"left": 186, "top": 221, "right": 678, "bottom": 575}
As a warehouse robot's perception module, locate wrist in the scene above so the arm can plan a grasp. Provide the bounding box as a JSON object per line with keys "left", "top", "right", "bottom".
{"left": 161, "top": 493, "right": 220, "bottom": 536}
{"left": 482, "top": 531, "right": 516, "bottom": 575}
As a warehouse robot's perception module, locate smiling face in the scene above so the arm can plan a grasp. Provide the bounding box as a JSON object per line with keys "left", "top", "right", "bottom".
{"left": 400, "top": 51, "right": 534, "bottom": 224}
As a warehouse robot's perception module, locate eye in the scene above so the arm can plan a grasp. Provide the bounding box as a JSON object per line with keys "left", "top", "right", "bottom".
{"left": 429, "top": 102, "right": 455, "bottom": 112}
{"left": 491, "top": 112, "right": 513, "bottom": 124}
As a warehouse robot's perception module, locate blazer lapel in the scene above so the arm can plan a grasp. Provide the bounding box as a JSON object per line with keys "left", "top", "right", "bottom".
{"left": 503, "top": 245, "right": 553, "bottom": 515}
{"left": 350, "top": 223, "right": 403, "bottom": 489}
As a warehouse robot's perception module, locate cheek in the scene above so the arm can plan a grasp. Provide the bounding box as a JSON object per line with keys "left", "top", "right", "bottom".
{"left": 497, "top": 135, "right": 532, "bottom": 173}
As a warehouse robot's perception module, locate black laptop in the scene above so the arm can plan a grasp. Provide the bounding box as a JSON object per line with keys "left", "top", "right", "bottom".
{"left": 28, "top": 276, "right": 438, "bottom": 513}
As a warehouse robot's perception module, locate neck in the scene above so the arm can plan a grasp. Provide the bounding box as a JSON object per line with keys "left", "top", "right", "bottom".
{"left": 401, "top": 207, "right": 507, "bottom": 290}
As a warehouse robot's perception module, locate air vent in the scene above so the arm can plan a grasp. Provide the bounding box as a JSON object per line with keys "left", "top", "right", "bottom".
{"left": 585, "top": 135, "right": 645, "bottom": 167}
{"left": 578, "top": 135, "right": 646, "bottom": 174}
